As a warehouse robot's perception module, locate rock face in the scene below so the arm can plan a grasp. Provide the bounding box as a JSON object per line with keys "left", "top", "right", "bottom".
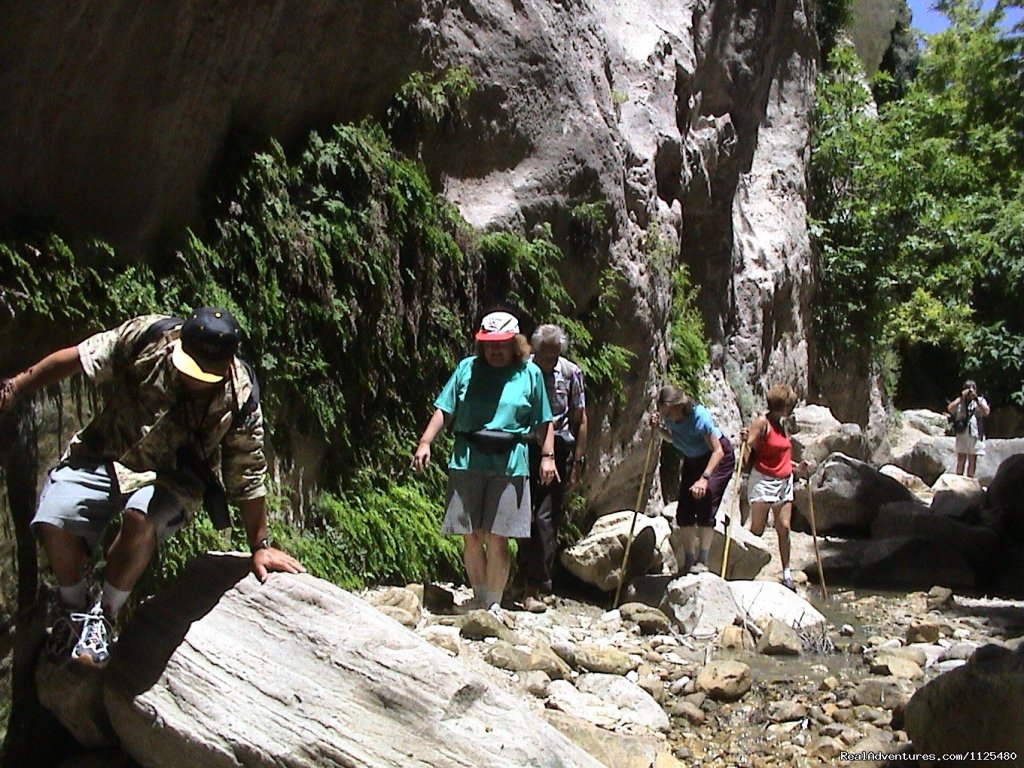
{"left": 0, "top": 0, "right": 821, "bottom": 515}
{"left": 904, "top": 644, "right": 1024, "bottom": 757}
{"left": 102, "top": 553, "right": 603, "bottom": 768}
{"left": 793, "top": 452, "right": 917, "bottom": 535}
{"left": 560, "top": 511, "right": 668, "bottom": 592}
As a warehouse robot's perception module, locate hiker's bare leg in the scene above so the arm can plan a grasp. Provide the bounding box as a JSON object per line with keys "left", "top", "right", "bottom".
{"left": 966, "top": 454, "right": 978, "bottom": 478}
{"left": 463, "top": 530, "right": 487, "bottom": 587}
{"left": 484, "top": 533, "right": 511, "bottom": 595}
{"left": 956, "top": 453, "right": 967, "bottom": 475}
{"left": 775, "top": 503, "right": 792, "bottom": 570}
{"left": 38, "top": 523, "right": 88, "bottom": 588}
{"left": 749, "top": 501, "right": 771, "bottom": 536}
{"left": 104, "top": 508, "right": 157, "bottom": 593}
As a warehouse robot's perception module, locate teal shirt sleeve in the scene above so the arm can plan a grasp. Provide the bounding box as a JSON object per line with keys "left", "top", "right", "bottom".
{"left": 434, "top": 358, "right": 467, "bottom": 415}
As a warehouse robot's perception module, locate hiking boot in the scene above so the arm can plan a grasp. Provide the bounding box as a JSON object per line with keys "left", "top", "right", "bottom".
{"left": 70, "top": 603, "right": 114, "bottom": 668}
{"left": 523, "top": 595, "right": 547, "bottom": 614}
{"left": 690, "top": 562, "right": 710, "bottom": 575}
{"left": 782, "top": 575, "right": 796, "bottom": 592}
{"left": 44, "top": 612, "right": 82, "bottom": 665}
{"left": 487, "top": 602, "right": 506, "bottom": 623}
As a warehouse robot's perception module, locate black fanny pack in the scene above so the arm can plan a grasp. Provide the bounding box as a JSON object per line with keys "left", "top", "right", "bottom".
{"left": 458, "top": 429, "right": 523, "bottom": 454}
{"left": 176, "top": 447, "right": 231, "bottom": 530}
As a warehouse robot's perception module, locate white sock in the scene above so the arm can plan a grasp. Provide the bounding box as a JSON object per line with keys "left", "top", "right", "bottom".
{"left": 472, "top": 584, "right": 487, "bottom": 603}
{"left": 59, "top": 581, "right": 89, "bottom": 612}
{"left": 485, "top": 590, "right": 503, "bottom": 608}
{"left": 783, "top": 567, "right": 792, "bottom": 579}
{"left": 101, "top": 581, "right": 131, "bottom": 619}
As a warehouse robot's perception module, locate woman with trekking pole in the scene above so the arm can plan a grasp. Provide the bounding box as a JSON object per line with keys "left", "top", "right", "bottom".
{"left": 649, "top": 384, "right": 735, "bottom": 575}
{"left": 412, "top": 311, "right": 556, "bottom": 618}
{"left": 741, "top": 384, "right": 815, "bottom": 591}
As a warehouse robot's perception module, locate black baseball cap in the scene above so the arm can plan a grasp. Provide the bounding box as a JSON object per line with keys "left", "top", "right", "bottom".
{"left": 171, "top": 307, "right": 241, "bottom": 383}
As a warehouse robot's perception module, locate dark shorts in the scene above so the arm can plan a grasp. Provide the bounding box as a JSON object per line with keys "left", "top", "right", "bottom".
{"left": 676, "top": 436, "right": 735, "bottom": 528}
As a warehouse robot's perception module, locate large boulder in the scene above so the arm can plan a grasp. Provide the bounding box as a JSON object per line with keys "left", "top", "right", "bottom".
{"left": 788, "top": 405, "right": 868, "bottom": 463}
{"left": 792, "top": 453, "right": 917, "bottom": 535}
{"left": 973, "top": 438, "right": 1024, "bottom": 483}
{"left": 929, "top": 473, "right": 986, "bottom": 522}
{"left": 904, "top": 644, "right": 1024, "bottom": 756}
{"left": 986, "top": 453, "right": 1024, "bottom": 542}
{"left": 870, "top": 504, "right": 1000, "bottom": 572}
{"left": 560, "top": 511, "right": 670, "bottom": 591}
{"left": 878, "top": 464, "right": 934, "bottom": 504}
{"left": 660, "top": 573, "right": 741, "bottom": 639}
{"left": 103, "top": 553, "right": 604, "bottom": 768}
{"left": 889, "top": 435, "right": 954, "bottom": 487}
{"left": 818, "top": 537, "right": 975, "bottom": 591}
{"left": 726, "top": 580, "right": 825, "bottom": 630}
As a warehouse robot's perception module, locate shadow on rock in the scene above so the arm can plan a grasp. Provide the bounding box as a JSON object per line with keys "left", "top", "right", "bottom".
{"left": 106, "top": 552, "right": 251, "bottom": 696}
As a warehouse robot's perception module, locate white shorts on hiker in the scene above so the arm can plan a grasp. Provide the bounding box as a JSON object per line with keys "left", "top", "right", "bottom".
{"left": 747, "top": 468, "right": 794, "bottom": 504}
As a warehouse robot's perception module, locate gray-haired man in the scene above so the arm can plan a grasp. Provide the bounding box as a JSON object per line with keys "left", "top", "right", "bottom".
{"left": 519, "top": 323, "right": 588, "bottom": 612}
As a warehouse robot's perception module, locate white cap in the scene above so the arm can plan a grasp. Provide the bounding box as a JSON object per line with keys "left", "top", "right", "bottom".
{"left": 475, "top": 311, "right": 520, "bottom": 341}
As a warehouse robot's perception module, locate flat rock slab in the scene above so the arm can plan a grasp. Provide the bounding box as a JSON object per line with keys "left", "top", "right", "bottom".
{"left": 728, "top": 580, "right": 826, "bottom": 630}
{"left": 103, "top": 553, "right": 603, "bottom": 768}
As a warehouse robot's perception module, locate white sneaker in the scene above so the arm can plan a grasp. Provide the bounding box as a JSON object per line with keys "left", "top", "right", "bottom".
{"left": 487, "top": 602, "right": 505, "bottom": 622}
{"left": 70, "top": 602, "right": 114, "bottom": 668}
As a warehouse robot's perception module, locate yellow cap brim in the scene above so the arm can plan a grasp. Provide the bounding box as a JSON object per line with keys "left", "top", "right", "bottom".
{"left": 171, "top": 340, "right": 226, "bottom": 383}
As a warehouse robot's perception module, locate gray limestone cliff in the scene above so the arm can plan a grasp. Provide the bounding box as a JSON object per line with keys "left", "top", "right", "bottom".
{"left": 0, "top": 0, "right": 825, "bottom": 512}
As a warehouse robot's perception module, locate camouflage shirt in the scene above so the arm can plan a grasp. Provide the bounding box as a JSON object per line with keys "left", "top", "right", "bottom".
{"left": 66, "top": 314, "right": 267, "bottom": 505}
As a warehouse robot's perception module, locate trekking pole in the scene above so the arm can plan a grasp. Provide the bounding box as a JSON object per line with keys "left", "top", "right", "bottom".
{"left": 807, "top": 476, "right": 828, "bottom": 600}
{"left": 720, "top": 439, "right": 747, "bottom": 579}
{"left": 614, "top": 429, "right": 658, "bottom": 608}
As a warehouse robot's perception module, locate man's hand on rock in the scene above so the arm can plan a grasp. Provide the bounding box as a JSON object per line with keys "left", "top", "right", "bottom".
{"left": 252, "top": 547, "right": 306, "bottom": 583}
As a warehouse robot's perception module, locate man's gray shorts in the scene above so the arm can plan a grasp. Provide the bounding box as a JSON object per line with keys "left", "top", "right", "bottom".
{"left": 32, "top": 460, "right": 192, "bottom": 553}
{"left": 442, "top": 470, "right": 531, "bottom": 538}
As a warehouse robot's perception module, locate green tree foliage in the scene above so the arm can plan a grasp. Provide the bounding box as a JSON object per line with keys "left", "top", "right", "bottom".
{"left": 815, "top": 0, "right": 854, "bottom": 63}
{"left": 810, "top": 0, "right": 1024, "bottom": 402}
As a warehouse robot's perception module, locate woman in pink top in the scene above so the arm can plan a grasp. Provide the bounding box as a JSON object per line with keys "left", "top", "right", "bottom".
{"left": 742, "top": 384, "right": 812, "bottom": 591}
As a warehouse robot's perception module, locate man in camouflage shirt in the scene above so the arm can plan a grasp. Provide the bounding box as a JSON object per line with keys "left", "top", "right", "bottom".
{"left": 0, "top": 307, "right": 304, "bottom": 667}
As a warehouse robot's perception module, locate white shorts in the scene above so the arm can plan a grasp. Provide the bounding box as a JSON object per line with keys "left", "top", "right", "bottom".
{"left": 747, "top": 468, "right": 794, "bottom": 504}
{"left": 954, "top": 433, "right": 985, "bottom": 456}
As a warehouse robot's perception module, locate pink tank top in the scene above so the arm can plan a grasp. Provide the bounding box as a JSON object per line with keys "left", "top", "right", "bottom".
{"left": 753, "top": 418, "right": 792, "bottom": 478}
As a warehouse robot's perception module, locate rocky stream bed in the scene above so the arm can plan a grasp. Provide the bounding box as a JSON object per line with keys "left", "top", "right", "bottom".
{"left": 360, "top": 526, "right": 1024, "bottom": 768}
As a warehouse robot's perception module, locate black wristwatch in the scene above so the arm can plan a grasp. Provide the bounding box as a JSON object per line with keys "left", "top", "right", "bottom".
{"left": 250, "top": 537, "right": 271, "bottom": 555}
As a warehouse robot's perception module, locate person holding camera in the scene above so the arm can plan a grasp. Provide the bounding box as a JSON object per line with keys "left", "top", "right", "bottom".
{"left": 947, "top": 379, "right": 990, "bottom": 478}
{"left": 0, "top": 307, "right": 304, "bottom": 668}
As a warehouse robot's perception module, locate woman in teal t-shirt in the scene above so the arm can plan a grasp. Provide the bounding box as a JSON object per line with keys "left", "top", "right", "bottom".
{"left": 413, "top": 311, "right": 556, "bottom": 613}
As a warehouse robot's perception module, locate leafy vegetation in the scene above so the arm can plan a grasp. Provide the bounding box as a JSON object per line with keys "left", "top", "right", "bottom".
{"left": 814, "top": 0, "right": 853, "bottom": 64}
{"left": 643, "top": 228, "right": 708, "bottom": 397}
{"left": 1, "top": 70, "right": 634, "bottom": 594}
{"left": 810, "top": 0, "right": 1024, "bottom": 405}
{"left": 386, "top": 66, "right": 478, "bottom": 152}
